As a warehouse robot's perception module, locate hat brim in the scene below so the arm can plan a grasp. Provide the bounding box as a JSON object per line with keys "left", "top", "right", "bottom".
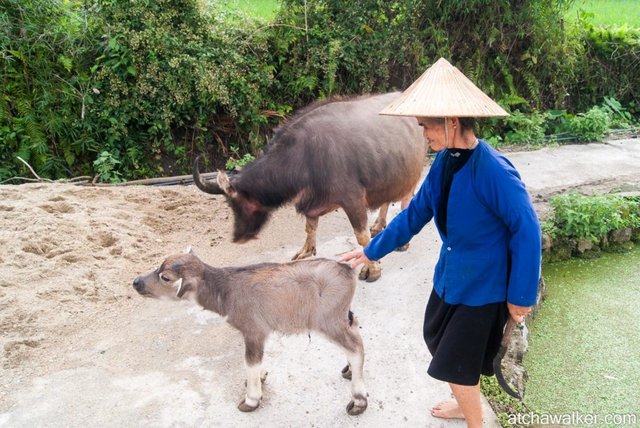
{"left": 380, "top": 58, "right": 509, "bottom": 118}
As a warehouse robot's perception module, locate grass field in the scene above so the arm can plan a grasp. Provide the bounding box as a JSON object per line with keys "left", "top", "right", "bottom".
{"left": 218, "top": 0, "right": 280, "bottom": 20}
{"left": 567, "top": 0, "right": 640, "bottom": 27}
{"left": 224, "top": 1, "right": 640, "bottom": 27}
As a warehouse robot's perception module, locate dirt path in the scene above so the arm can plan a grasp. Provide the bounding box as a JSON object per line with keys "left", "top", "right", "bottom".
{"left": 1, "top": 139, "right": 638, "bottom": 427}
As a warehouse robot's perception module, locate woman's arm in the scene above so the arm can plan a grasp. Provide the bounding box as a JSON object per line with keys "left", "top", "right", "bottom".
{"left": 364, "top": 173, "right": 435, "bottom": 261}
{"left": 475, "top": 155, "right": 542, "bottom": 307}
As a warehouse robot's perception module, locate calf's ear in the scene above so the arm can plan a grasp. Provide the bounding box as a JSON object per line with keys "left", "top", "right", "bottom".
{"left": 176, "top": 279, "right": 198, "bottom": 298}
{"left": 216, "top": 171, "right": 237, "bottom": 197}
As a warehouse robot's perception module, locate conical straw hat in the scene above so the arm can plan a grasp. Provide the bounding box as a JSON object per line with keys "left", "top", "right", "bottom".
{"left": 380, "top": 58, "right": 509, "bottom": 117}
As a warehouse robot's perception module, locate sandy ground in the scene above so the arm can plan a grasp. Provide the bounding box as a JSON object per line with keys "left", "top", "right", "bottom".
{"left": 0, "top": 139, "right": 639, "bottom": 428}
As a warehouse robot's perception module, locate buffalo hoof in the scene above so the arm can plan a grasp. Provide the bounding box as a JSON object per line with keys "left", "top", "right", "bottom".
{"left": 341, "top": 364, "right": 352, "bottom": 380}
{"left": 238, "top": 399, "right": 259, "bottom": 412}
{"left": 358, "top": 264, "right": 382, "bottom": 282}
{"left": 395, "top": 243, "right": 410, "bottom": 252}
{"left": 292, "top": 246, "right": 316, "bottom": 260}
{"left": 370, "top": 226, "right": 384, "bottom": 238}
{"left": 346, "top": 398, "right": 368, "bottom": 416}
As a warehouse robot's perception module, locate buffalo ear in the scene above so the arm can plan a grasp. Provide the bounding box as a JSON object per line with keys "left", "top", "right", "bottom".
{"left": 216, "top": 171, "right": 236, "bottom": 197}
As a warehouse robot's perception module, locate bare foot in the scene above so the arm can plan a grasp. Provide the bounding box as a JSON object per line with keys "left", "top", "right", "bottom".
{"left": 431, "top": 399, "right": 465, "bottom": 419}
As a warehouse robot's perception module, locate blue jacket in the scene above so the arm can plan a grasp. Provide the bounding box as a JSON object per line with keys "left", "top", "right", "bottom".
{"left": 364, "top": 140, "right": 542, "bottom": 307}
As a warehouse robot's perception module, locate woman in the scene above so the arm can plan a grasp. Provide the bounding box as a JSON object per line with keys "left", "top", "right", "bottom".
{"left": 339, "top": 58, "right": 541, "bottom": 427}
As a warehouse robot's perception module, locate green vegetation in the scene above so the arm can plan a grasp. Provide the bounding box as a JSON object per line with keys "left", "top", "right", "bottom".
{"left": 224, "top": 145, "right": 256, "bottom": 170}
{"left": 88, "top": 0, "right": 284, "bottom": 178}
{"left": 0, "top": 0, "right": 102, "bottom": 179}
{"left": 219, "top": 0, "right": 280, "bottom": 20}
{"left": 574, "top": 23, "right": 640, "bottom": 115}
{"left": 542, "top": 194, "right": 640, "bottom": 243}
{"left": 526, "top": 247, "right": 640, "bottom": 419}
{"left": 485, "top": 96, "right": 636, "bottom": 148}
{"left": 567, "top": 0, "right": 640, "bottom": 27}
{"left": 484, "top": 192, "right": 640, "bottom": 426}
{"left": 1, "top": 0, "right": 286, "bottom": 181}
{"left": 93, "top": 150, "right": 123, "bottom": 183}
{"left": 1, "top": 0, "right": 639, "bottom": 182}
{"left": 481, "top": 375, "right": 532, "bottom": 427}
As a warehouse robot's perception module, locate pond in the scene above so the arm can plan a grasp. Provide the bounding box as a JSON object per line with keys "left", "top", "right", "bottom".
{"left": 524, "top": 245, "right": 640, "bottom": 422}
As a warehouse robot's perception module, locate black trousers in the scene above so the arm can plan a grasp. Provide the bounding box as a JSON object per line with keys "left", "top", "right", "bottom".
{"left": 423, "top": 289, "right": 508, "bottom": 386}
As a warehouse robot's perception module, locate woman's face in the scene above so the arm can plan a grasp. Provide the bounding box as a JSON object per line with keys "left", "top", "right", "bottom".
{"left": 416, "top": 117, "right": 449, "bottom": 152}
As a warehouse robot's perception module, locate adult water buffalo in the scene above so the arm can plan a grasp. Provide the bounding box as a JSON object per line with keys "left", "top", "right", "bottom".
{"left": 193, "top": 92, "right": 427, "bottom": 281}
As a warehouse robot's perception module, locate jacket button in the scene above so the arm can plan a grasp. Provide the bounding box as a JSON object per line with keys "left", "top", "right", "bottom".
{"left": 447, "top": 246, "right": 452, "bottom": 251}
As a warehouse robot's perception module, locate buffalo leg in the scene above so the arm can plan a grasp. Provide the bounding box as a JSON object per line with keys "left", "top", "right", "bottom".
{"left": 370, "top": 203, "right": 389, "bottom": 237}
{"left": 343, "top": 197, "right": 381, "bottom": 281}
{"left": 354, "top": 230, "right": 382, "bottom": 282}
{"left": 292, "top": 216, "right": 318, "bottom": 260}
{"left": 238, "top": 336, "right": 266, "bottom": 412}
{"left": 371, "top": 195, "right": 413, "bottom": 251}
{"left": 396, "top": 194, "right": 412, "bottom": 252}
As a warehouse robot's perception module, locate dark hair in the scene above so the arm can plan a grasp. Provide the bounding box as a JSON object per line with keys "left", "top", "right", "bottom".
{"left": 459, "top": 117, "right": 476, "bottom": 132}
{"left": 418, "top": 117, "right": 476, "bottom": 133}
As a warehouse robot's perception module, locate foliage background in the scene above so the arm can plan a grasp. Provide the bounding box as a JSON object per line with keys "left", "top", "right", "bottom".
{"left": 1, "top": 0, "right": 638, "bottom": 181}
{"left": 0, "top": 0, "right": 101, "bottom": 179}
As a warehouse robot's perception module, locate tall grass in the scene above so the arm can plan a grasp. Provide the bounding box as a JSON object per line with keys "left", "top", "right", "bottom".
{"left": 567, "top": 0, "right": 640, "bottom": 27}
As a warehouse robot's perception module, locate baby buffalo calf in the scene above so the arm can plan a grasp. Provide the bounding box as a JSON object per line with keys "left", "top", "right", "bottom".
{"left": 132, "top": 249, "right": 367, "bottom": 415}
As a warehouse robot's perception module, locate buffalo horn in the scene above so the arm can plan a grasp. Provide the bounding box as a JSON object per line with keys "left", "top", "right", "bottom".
{"left": 193, "top": 156, "right": 224, "bottom": 194}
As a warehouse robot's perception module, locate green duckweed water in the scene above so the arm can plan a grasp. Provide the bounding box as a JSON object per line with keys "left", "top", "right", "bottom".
{"left": 525, "top": 245, "right": 640, "bottom": 424}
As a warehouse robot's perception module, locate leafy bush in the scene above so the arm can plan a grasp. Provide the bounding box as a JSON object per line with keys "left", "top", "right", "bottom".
{"left": 548, "top": 193, "right": 640, "bottom": 242}
{"left": 565, "top": 106, "right": 611, "bottom": 142}
{"left": 1, "top": 1, "right": 637, "bottom": 183}
{"left": 274, "top": 0, "right": 425, "bottom": 98}
{"left": 0, "top": 0, "right": 286, "bottom": 182}
{"left": 569, "top": 20, "right": 640, "bottom": 114}
{"left": 89, "top": 0, "right": 283, "bottom": 180}
{"left": 225, "top": 145, "right": 256, "bottom": 170}
{"left": 277, "top": 0, "right": 575, "bottom": 110}
{"left": 93, "top": 150, "right": 122, "bottom": 183}
{"left": 0, "top": 0, "right": 101, "bottom": 180}
{"left": 502, "top": 110, "right": 546, "bottom": 146}
{"left": 599, "top": 96, "right": 635, "bottom": 129}
{"left": 541, "top": 218, "right": 559, "bottom": 239}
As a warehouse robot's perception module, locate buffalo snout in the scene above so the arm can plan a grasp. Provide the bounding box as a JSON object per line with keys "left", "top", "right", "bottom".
{"left": 231, "top": 208, "right": 271, "bottom": 244}
{"left": 232, "top": 233, "right": 258, "bottom": 244}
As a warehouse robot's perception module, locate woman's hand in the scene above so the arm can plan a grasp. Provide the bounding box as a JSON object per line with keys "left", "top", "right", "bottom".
{"left": 338, "top": 249, "right": 371, "bottom": 269}
{"left": 507, "top": 303, "right": 532, "bottom": 323}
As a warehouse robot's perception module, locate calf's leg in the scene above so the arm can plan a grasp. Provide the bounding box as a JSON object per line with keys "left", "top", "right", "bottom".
{"left": 238, "top": 335, "right": 266, "bottom": 412}
{"left": 324, "top": 318, "right": 367, "bottom": 415}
